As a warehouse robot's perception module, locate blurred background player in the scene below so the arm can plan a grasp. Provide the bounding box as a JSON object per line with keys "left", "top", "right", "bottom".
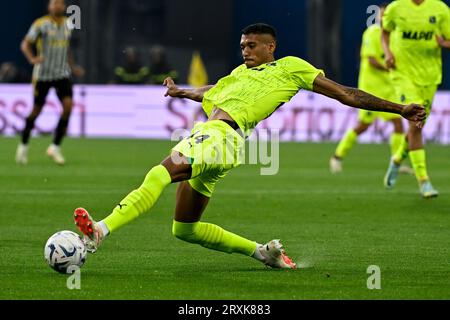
{"left": 16, "top": 0, "right": 85, "bottom": 166}
{"left": 330, "top": 3, "right": 410, "bottom": 174}
{"left": 382, "top": 0, "right": 450, "bottom": 198}
{"left": 0, "top": 62, "right": 30, "bottom": 83}
{"left": 148, "top": 45, "right": 179, "bottom": 85}
{"left": 111, "top": 46, "right": 149, "bottom": 85}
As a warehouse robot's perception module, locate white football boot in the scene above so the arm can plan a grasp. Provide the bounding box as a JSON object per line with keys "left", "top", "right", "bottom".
{"left": 15, "top": 144, "right": 28, "bottom": 165}
{"left": 329, "top": 156, "right": 343, "bottom": 174}
{"left": 384, "top": 158, "right": 400, "bottom": 189}
{"left": 47, "top": 144, "right": 66, "bottom": 165}
{"left": 257, "top": 240, "right": 297, "bottom": 269}
{"left": 419, "top": 180, "right": 439, "bottom": 199}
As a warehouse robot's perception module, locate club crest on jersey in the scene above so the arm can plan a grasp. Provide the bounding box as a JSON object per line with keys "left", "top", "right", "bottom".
{"left": 429, "top": 16, "right": 436, "bottom": 24}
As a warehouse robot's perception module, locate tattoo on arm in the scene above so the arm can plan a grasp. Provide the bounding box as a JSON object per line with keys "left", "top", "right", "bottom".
{"left": 342, "top": 87, "right": 401, "bottom": 114}
{"left": 313, "top": 75, "right": 403, "bottom": 114}
{"left": 313, "top": 75, "right": 426, "bottom": 123}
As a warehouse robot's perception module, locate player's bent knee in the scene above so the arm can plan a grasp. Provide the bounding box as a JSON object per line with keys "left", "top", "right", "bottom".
{"left": 172, "top": 221, "right": 199, "bottom": 243}
{"left": 161, "top": 154, "right": 192, "bottom": 183}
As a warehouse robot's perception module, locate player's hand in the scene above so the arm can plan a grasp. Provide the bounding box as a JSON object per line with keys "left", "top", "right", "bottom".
{"left": 401, "top": 104, "right": 426, "bottom": 129}
{"left": 163, "top": 77, "right": 183, "bottom": 98}
{"left": 385, "top": 52, "right": 396, "bottom": 70}
{"left": 436, "top": 35, "right": 449, "bottom": 49}
{"left": 72, "top": 65, "right": 85, "bottom": 78}
{"left": 30, "top": 56, "right": 44, "bottom": 65}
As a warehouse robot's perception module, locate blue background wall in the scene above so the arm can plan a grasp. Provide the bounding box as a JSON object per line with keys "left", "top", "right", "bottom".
{"left": 0, "top": 1, "right": 47, "bottom": 69}
{"left": 231, "top": 0, "right": 308, "bottom": 67}
{"left": 2, "top": 0, "right": 449, "bottom": 88}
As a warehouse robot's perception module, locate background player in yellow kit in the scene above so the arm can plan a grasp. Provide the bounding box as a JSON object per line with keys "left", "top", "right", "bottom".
{"left": 330, "top": 3, "right": 408, "bottom": 174}
{"left": 382, "top": 0, "right": 450, "bottom": 198}
{"left": 73, "top": 24, "right": 425, "bottom": 269}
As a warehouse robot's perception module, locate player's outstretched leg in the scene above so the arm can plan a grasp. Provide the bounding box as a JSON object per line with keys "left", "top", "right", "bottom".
{"left": 74, "top": 148, "right": 296, "bottom": 269}
{"left": 171, "top": 181, "right": 296, "bottom": 269}
{"left": 74, "top": 156, "right": 183, "bottom": 252}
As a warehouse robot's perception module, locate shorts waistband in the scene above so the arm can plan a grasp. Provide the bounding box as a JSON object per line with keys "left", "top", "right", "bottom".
{"left": 218, "top": 119, "right": 244, "bottom": 138}
{"left": 219, "top": 119, "right": 239, "bottom": 130}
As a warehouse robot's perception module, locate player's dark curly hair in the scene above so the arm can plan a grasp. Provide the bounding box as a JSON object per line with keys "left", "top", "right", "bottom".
{"left": 242, "top": 23, "right": 277, "bottom": 40}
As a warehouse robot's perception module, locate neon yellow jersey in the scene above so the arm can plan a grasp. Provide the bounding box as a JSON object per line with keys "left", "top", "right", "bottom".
{"left": 383, "top": 0, "right": 450, "bottom": 86}
{"left": 202, "top": 56, "right": 324, "bottom": 137}
{"left": 358, "top": 24, "right": 392, "bottom": 97}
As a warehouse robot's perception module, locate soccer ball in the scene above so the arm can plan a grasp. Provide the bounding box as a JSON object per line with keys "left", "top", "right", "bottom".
{"left": 44, "top": 231, "right": 87, "bottom": 274}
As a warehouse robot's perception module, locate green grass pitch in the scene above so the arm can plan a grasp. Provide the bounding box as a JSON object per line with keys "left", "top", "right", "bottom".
{"left": 1, "top": 136, "right": 449, "bottom": 300}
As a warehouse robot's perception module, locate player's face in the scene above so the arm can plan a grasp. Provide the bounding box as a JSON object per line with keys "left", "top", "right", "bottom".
{"left": 240, "top": 34, "right": 276, "bottom": 68}
{"left": 48, "top": 0, "right": 66, "bottom": 17}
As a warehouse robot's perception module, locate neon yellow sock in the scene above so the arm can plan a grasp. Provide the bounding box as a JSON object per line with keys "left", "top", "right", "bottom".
{"left": 335, "top": 130, "right": 358, "bottom": 159}
{"left": 393, "top": 136, "right": 409, "bottom": 164}
{"left": 103, "top": 165, "right": 172, "bottom": 233}
{"left": 172, "top": 220, "right": 257, "bottom": 256}
{"left": 409, "top": 149, "right": 429, "bottom": 182}
{"left": 390, "top": 133, "right": 404, "bottom": 157}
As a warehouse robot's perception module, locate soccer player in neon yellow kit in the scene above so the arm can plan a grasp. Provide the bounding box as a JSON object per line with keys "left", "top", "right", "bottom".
{"left": 330, "top": 3, "right": 407, "bottom": 174}
{"left": 382, "top": 0, "right": 450, "bottom": 198}
{"left": 73, "top": 24, "right": 425, "bottom": 269}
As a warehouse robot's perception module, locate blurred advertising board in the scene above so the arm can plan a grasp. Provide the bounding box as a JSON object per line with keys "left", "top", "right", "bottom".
{"left": 0, "top": 84, "right": 449, "bottom": 144}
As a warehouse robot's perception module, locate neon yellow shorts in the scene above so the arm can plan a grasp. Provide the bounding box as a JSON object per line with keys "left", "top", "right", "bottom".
{"left": 358, "top": 109, "right": 402, "bottom": 125}
{"left": 172, "top": 120, "right": 244, "bottom": 198}
{"left": 357, "top": 85, "right": 401, "bottom": 124}
{"left": 391, "top": 75, "right": 437, "bottom": 119}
